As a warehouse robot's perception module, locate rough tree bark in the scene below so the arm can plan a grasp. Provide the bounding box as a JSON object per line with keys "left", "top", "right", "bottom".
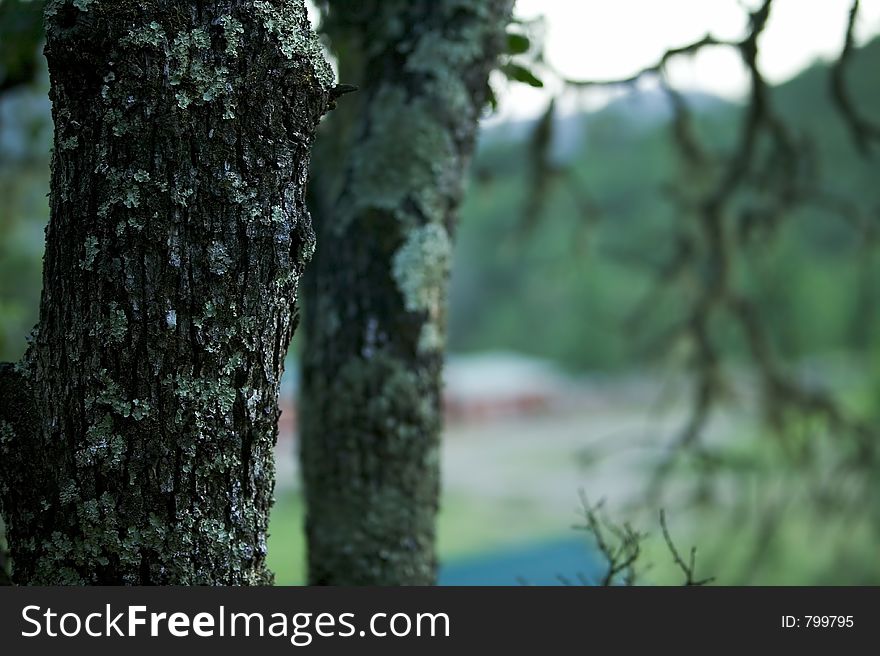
{"left": 300, "top": 0, "right": 513, "bottom": 585}
{"left": 0, "top": 0, "right": 331, "bottom": 584}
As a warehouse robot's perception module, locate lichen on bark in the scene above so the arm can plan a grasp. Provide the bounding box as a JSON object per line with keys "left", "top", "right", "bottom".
{"left": 0, "top": 0, "right": 331, "bottom": 584}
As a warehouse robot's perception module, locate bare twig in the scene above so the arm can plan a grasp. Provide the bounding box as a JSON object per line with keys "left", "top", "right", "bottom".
{"left": 574, "top": 492, "right": 645, "bottom": 586}
{"left": 659, "top": 509, "right": 714, "bottom": 586}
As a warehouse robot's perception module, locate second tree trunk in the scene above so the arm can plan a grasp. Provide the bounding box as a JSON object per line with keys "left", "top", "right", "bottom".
{"left": 300, "top": 0, "right": 512, "bottom": 585}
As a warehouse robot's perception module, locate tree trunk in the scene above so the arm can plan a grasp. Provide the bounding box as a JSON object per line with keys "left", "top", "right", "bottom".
{"left": 300, "top": 0, "right": 512, "bottom": 585}
{"left": 0, "top": 0, "right": 331, "bottom": 585}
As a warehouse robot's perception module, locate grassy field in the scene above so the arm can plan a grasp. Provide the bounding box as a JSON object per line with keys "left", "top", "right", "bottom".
{"left": 266, "top": 489, "right": 568, "bottom": 585}
{"left": 268, "top": 375, "right": 880, "bottom": 585}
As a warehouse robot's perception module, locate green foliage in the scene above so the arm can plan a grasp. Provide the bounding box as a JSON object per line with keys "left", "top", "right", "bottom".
{"left": 505, "top": 32, "right": 531, "bottom": 55}
{"left": 501, "top": 62, "right": 543, "bottom": 88}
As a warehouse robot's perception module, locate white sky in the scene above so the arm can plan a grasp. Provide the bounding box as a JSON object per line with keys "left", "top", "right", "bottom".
{"left": 491, "top": 0, "right": 880, "bottom": 122}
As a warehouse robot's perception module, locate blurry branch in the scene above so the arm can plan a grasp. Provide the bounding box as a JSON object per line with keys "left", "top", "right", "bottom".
{"left": 515, "top": 97, "right": 603, "bottom": 239}
{"left": 568, "top": 0, "right": 875, "bottom": 472}
{"left": 659, "top": 510, "right": 714, "bottom": 586}
{"left": 830, "top": 0, "right": 880, "bottom": 157}
{"left": 703, "top": 0, "right": 798, "bottom": 214}
{"left": 483, "top": 14, "right": 605, "bottom": 239}
{"left": 521, "top": 98, "right": 557, "bottom": 232}
{"left": 476, "top": 94, "right": 601, "bottom": 244}
{"left": 660, "top": 78, "right": 708, "bottom": 167}
{"left": 730, "top": 295, "right": 871, "bottom": 452}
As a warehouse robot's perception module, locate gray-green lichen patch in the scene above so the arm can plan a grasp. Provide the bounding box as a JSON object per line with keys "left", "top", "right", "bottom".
{"left": 120, "top": 14, "right": 249, "bottom": 119}
{"left": 169, "top": 27, "right": 235, "bottom": 115}
{"left": 346, "top": 86, "right": 455, "bottom": 228}
{"left": 164, "top": 370, "right": 237, "bottom": 422}
{"left": 253, "top": 0, "right": 334, "bottom": 89}
{"left": 209, "top": 240, "right": 233, "bottom": 276}
{"left": 404, "top": 28, "right": 485, "bottom": 131}
{"left": 59, "top": 135, "right": 79, "bottom": 151}
{"left": 88, "top": 369, "right": 152, "bottom": 420}
{"left": 75, "top": 414, "right": 126, "bottom": 469}
{"left": 0, "top": 420, "right": 13, "bottom": 448}
{"left": 96, "top": 168, "right": 151, "bottom": 225}
{"left": 122, "top": 20, "right": 167, "bottom": 50}
{"left": 219, "top": 15, "right": 244, "bottom": 57}
{"left": 392, "top": 223, "right": 452, "bottom": 352}
{"left": 89, "top": 301, "right": 129, "bottom": 344}
{"left": 81, "top": 235, "right": 99, "bottom": 270}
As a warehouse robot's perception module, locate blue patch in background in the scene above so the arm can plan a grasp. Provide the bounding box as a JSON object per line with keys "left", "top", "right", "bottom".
{"left": 438, "top": 537, "right": 602, "bottom": 586}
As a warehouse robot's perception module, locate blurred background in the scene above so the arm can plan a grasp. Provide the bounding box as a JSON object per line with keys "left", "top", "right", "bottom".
{"left": 2, "top": 0, "right": 879, "bottom": 584}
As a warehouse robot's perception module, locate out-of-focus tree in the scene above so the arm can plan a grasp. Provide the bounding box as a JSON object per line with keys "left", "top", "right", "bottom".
{"left": 299, "top": 0, "right": 514, "bottom": 584}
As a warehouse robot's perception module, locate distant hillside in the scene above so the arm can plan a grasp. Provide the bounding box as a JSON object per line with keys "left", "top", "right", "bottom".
{"left": 480, "top": 88, "right": 730, "bottom": 162}
{"left": 449, "top": 38, "right": 880, "bottom": 371}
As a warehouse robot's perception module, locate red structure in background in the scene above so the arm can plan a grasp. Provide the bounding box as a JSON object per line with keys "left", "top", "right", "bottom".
{"left": 277, "top": 352, "right": 567, "bottom": 446}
